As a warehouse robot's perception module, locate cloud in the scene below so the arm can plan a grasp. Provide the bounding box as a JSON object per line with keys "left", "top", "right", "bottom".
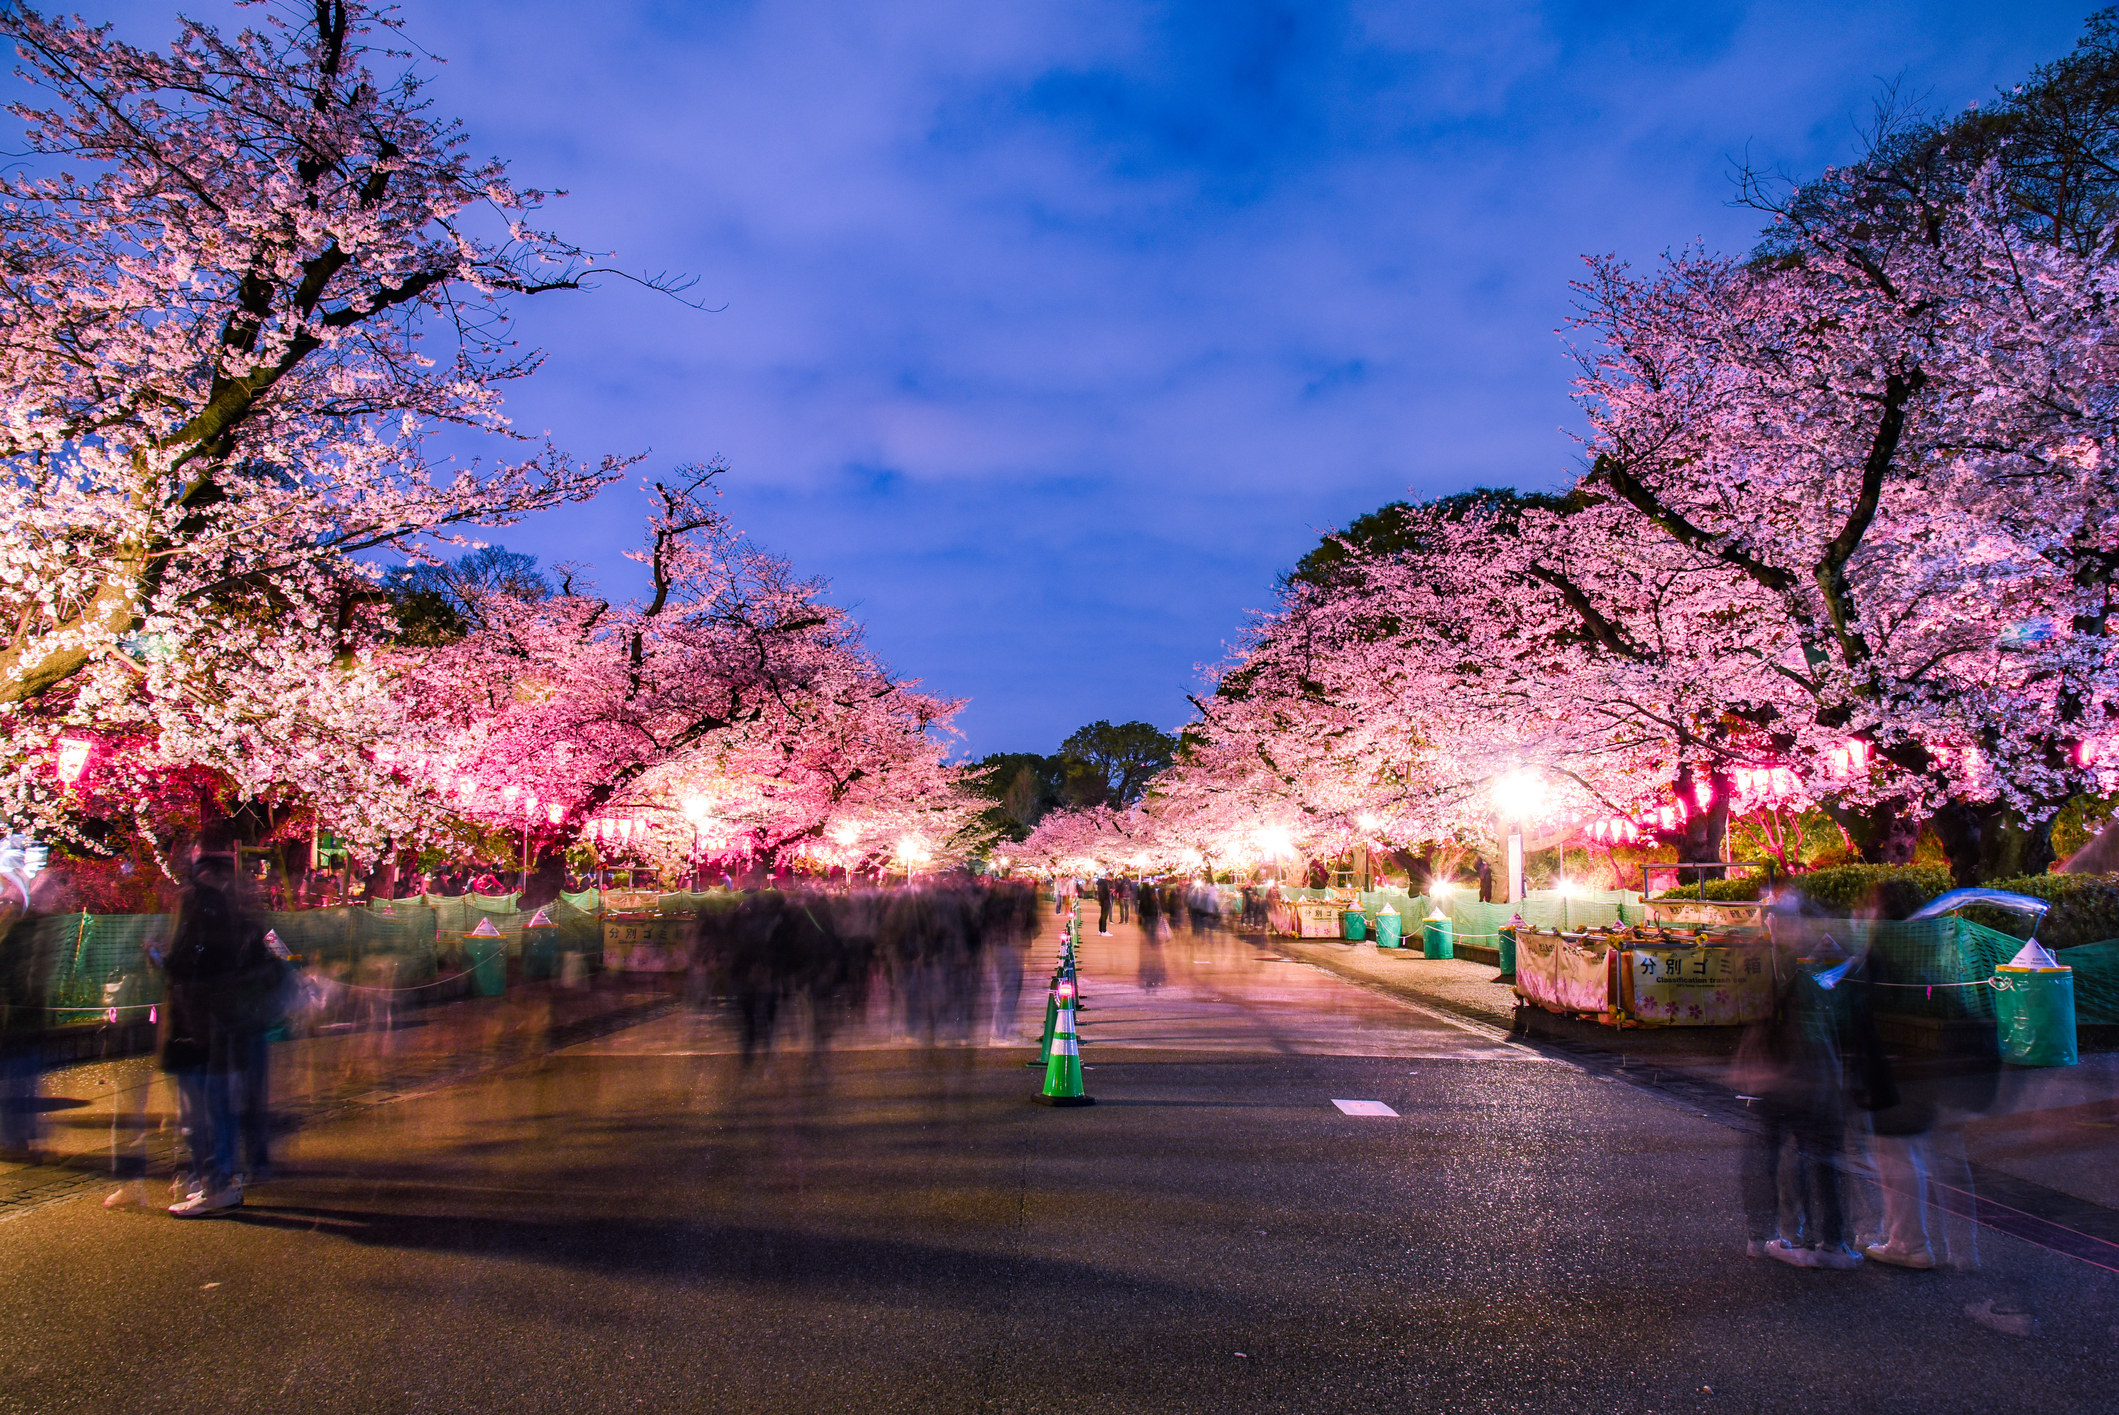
{"left": 25, "top": 0, "right": 2101, "bottom": 752}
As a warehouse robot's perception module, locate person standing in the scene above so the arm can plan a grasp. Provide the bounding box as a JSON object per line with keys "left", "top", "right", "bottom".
{"left": 1476, "top": 857, "right": 1495, "bottom": 903}
{"left": 1136, "top": 877, "right": 1162, "bottom": 940}
{"left": 1734, "top": 940, "right": 1879, "bottom": 1268}
{"left": 162, "top": 853, "right": 255, "bottom": 1215}
{"left": 1096, "top": 876, "right": 1113, "bottom": 936}
{"left": 1115, "top": 876, "right": 1131, "bottom": 925}
{"left": 0, "top": 866, "right": 62, "bottom": 1161}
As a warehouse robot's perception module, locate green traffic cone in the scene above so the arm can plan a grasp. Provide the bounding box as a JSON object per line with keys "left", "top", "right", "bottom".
{"left": 1027, "top": 981, "right": 1058, "bottom": 1067}
{"left": 1036, "top": 975, "right": 1093, "bottom": 1107}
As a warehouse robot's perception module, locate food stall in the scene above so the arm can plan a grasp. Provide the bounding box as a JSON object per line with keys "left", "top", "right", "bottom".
{"left": 1267, "top": 893, "right": 1349, "bottom": 938}
{"left": 601, "top": 888, "right": 693, "bottom": 973}
{"left": 1514, "top": 924, "right": 1779, "bottom": 1027}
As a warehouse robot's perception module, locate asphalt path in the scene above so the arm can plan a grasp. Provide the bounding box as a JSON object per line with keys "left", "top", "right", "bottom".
{"left": 3, "top": 909, "right": 2116, "bottom": 1414}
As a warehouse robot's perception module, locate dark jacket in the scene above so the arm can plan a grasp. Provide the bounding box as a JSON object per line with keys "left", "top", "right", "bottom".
{"left": 161, "top": 881, "right": 279, "bottom": 1072}
{"left": 0, "top": 910, "right": 58, "bottom": 1052}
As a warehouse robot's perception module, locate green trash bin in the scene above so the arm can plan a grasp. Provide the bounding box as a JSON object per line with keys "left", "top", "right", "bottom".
{"left": 1993, "top": 963, "right": 2077, "bottom": 1067}
{"left": 522, "top": 930, "right": 559, "bottom": 981}
{"left": 1342, "top": 910, "right": 1368, "bottom": 941}
{"left": 1421, "top": 912, "right": 1453, "bottom": 960}
{"left": 1374, "top": 908, "right": 1403, "bottom": 949}
{"left": 463, "top": 933, "right": 507, "bottom": 997}
{"left": 1497, "top": 919, "right": 1519, "bottom": 979}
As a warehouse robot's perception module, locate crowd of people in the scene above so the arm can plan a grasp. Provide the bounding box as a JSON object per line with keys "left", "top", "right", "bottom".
{"left": 692, "top": 880, "right": 1043, "bottom": 1061}
{"left": 1734, "top": 926, "right": 2005, "bottom": 1288}
{"left": 1052, "top": 875, "right": 1266, "bottom": 939}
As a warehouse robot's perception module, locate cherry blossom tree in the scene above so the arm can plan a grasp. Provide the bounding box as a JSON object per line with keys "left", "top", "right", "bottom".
{"left": 393, "top": 467, "right": 980, "bottom": 880}
{"left": 0, "top": 2, "right": 650, "bottom": 860}
{"left": 1572, "top": 175, "right": 2119, "bottom": 874}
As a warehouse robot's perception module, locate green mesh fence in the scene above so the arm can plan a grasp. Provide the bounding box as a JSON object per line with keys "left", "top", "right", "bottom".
{"left": 420, "top": 893, "right": 471, "bottom": 934}
{"left": 2064, "top": 940, "right": 2119, "bottom": 1026}
{"left": 1803, "top": 916, "right": 2019, "bottom": 1023}
{"left": 561, "top": 888, "right": 603, "bottom": 913}
{"left": 544, "top": 896, "right": 604, "bottom": 953}
{"left": 267, "top": 906, "right": 440, "bottom": 985}
{"left": 34, "top": 912, "right": 170, "bottom": 1023}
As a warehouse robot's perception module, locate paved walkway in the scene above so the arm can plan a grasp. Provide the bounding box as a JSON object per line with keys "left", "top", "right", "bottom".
{"left": 0, "top": 979, "right": 674, "bottom": 1222}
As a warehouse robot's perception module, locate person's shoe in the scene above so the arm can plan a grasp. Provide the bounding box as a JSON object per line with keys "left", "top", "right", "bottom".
{"left": 1809, "top": 1243, "right": 1865, "bottom": 1270}
{"left": 103, "top": 1180, "right": 147, "bottom": 1209}
{"left": 1745, "top": 1238, "right": 1770, "bottom": 1258}
{"left": 168, "top": 1183, "right": 242, "bottom": 1218}
{"left": 1864, "top": 1240, "right": 1936, "bottom": 1270}
{"left": 1966, "top": 1299, "right": 2038, "bottom": 1338}
{"left": 1762, "top": 1239, "right": 1819, "bottom": 1268}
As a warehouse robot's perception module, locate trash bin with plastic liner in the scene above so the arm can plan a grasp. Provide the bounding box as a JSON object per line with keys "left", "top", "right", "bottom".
{"left": 520, "top": 906, "right": 559, "bottom": 981}
{"left": 1497, "top": 911, "right": 1523, "bottom": 980}
{"left": 1342, "top": 909, "right": 1368, "bottom": 941}
{"left": 1373, "top": 903, "right": 1403, "bottom": 949}
{"left": 1993, "top": 941, "right": 2077, "bottom": 1068}
{"left": 1907, "top": 889, "right": 2074, "bottom": 1068}
{"left": 1421, "top": 909, "right": 1453, "bottom": 960}
{"left": 463, "top": 919, "right": 507, "bottom": 997}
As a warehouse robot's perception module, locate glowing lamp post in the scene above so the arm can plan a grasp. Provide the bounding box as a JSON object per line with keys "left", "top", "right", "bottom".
{"left": 895, "top": 834, "right": 931, "bottom": 884}
{"left": 682, "top": 794, "right": 713, "bottom": 888}
{"left": 1492, "top": 770, "right": 1544, "bottom": 905}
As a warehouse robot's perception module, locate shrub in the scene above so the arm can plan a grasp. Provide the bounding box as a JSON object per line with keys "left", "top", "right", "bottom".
{"left": 1653, "top": 863, "right": 1953, "bottom": 917}
{"left": 1793, "top": 864, "right": 1955, "bottom": 917}
{"left": 1964, "top": 873, "right": 2119, "bottom": 950}
{"left": 1651, "top": 876, "right": 1764, "bottom": 902}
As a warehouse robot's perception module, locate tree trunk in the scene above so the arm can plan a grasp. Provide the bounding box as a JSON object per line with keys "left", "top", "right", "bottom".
{"left": 1824, "top": 797, "right": 1923, "bottom": 865}
{"left": 1927, "top": 802, "right": 2057, "bottom": 885}
{"left": 1668, "top": 763, "right": 1732, "bottom": 878}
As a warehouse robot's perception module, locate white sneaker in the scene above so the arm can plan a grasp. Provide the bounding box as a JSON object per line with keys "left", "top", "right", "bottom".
{"left": 1966, "top": 1299, "right": 2037, "bottom": 1338}
{"left": 1762, "top": 1239, "right": 1819, "bottom": 1268}
{"left": 168, "top": 1183, "right": 242, "bottom": 1218}
{"left": 1809, "top": 1243, "right": 1864, "bottom": 1270}
{"left": 103, "top": 1180, "right": 147, "bottom": 1209}
{"left": 1864, "top": 1241, "right": 1936, "bottom": 1270}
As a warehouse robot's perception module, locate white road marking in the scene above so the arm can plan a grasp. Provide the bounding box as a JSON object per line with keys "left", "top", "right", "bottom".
{"left": 1331, "top": 1099, "right": 1399, "bottom": 1117}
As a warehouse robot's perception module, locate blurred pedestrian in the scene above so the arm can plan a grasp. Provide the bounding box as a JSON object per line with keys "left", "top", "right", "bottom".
{"left": 1859, "top": 950, "right": 2001, "bottom": 1274}
{"left": 1476, "top": 857, "right": 1494, "bottom": 904}
{"left": 0, "top": 865, "right": 62, "bottom": 1161}
{"left": 1733, "top": 939, "right": 1883, "bottom": 1269}
{"left": 161, "top": 852, "right": 263, "bottom": 1216}
{"left": 1096, "top": 876, "right": 1112, "bottom": 936}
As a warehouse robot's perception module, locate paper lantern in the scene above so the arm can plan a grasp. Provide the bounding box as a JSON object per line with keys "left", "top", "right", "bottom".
{"left": 54, "top": 737, "right": 92, "bottom": 784}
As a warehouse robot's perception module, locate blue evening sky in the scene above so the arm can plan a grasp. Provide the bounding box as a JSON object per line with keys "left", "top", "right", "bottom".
{"left": 36, "top": 2, "right": 2104, "bottom": 754}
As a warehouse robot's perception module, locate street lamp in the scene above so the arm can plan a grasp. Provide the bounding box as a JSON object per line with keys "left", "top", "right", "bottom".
{"left": 1492, "top": 770, "right": 1545, "bottom": 905}
{"left": 682, "top": 794, "right": 712, "bottom": 888}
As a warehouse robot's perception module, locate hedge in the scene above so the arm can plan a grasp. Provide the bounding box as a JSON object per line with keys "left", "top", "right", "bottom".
{"left": 1965, "top": 874, "right": 2119, "bottom": 950}
{"left": 1653, "top": 863, "right": 2119, "bottom": 949}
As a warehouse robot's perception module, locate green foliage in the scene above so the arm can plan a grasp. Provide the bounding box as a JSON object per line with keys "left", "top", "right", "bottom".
{"left": 1653, "top": 876, "right": 1767, "bottom": 902}
{"left": 382, "top": 545, "right": 550, "bottom": 645}
{"left": 1654, "top": 863, "right": 1954, "bottom": 916}
{"left": 1648, "top": 863, "right": 2119, "bottom": 946}
{"left": 1965, "top": 874, "right": 2119, "bottom": 950}
{"left": 965, "top": 752, "right": 1065, "bottom": 842}
{"left": 2052, "top": 793, "right": 2119, "bottom": 861}
{"left": 1284, "top": 487, "right": 1576, "bottom": 591}
{"left": 1059, "top": 720, "right": 1175, "bottom": 807}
